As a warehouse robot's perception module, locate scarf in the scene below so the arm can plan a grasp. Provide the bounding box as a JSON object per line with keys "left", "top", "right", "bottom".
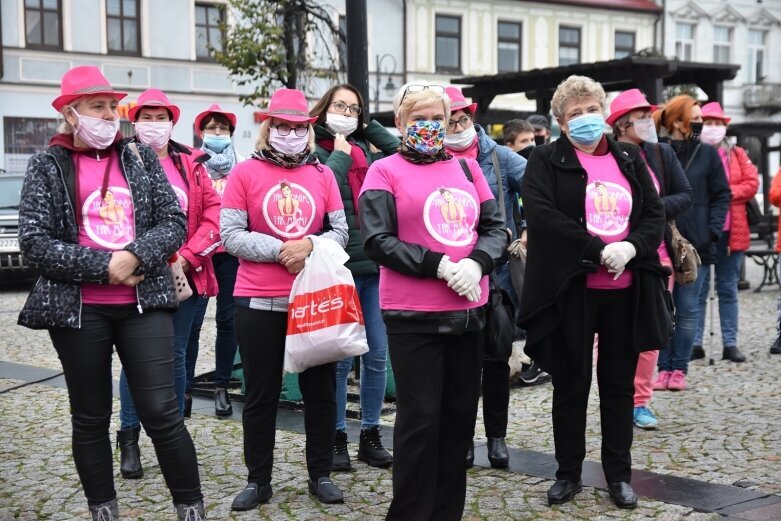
{"left": 253, "top": 147, "right": 319, "bottom": 170}
{"left": 397, "top": 143, "right": 452, "bottom": 165}
{"left": 201, "top": 144, "right": 237, "bottom": 179}
{"left": 317, "top": 138, "right": 369, "bottom": 217}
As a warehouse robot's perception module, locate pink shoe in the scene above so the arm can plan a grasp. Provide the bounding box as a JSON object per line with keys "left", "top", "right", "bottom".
{"left": 653, "top": 370, "right": 671, "bottom": 390}
{"left": 667, "top": 370, "right": 687, "bottom": 391}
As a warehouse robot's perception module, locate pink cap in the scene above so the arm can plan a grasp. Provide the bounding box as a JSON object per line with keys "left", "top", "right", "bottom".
{"left": 606, "top": 88, "right": 657, "bottom": 126}
{"left": 257, "top": 88, "right": 317, "bottom": 123}
{"left": 701, "top": 102, "right": 731, "bottom": 124}
{"left": 194, "top": 104, "right": 238, "bottom": 132}
{"left": 444, "top": 86, "right": 478, "bottom": 114}
{"left": 52, "top": 66, "right": 127, "bottom": 111}
{"left": 128, "top": 89, "right": 181, "bottom": 125}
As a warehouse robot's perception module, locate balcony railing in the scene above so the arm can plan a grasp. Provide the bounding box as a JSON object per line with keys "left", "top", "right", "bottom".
{"left": 743, "top": 83, "right": 781, "bottom": 110}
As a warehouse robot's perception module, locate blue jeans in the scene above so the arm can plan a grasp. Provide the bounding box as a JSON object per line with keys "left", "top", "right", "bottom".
{"left": 184, "top": 253, "right": 239, "bottom": 391}
{"left": 693, "top": 233, "right": 743, "bottom": 348}
{"left": 658, "top": 264, "right": 709, "bottom": 373}
{"left": 119, "top": 293, "right": 201, "bottom": 429}
{"left": 335, "top": 274, "right": 388, "bottom": 431}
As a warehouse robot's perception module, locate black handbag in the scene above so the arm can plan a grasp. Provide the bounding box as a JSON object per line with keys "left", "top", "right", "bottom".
{"left": 483, "top": 275, "right": 515, "bottom": 360}
{"left": 746, "top": 197, "right": 761, "bottom": 227}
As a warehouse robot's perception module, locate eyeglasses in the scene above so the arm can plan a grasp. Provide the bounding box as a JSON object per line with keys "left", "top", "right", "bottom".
{"left": 447, "top": 114, "right": 472, "bottom": 132}
{"left": 272, "top": 123, "right": 309, "bottom": 137}
{"left": 399, "top": 84, "right": 446, "bottom": 105}
{"left": 204, "top": 124, "right": 230, "bottom": 133}
{"left": 330, "top": 101, "right": 362, "bottom": 116}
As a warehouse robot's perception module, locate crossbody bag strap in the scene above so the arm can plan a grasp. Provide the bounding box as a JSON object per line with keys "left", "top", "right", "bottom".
{"left": 684, "top": 142, "right": 701, "bottom": 172}
{"left": 653, "top": 143, "right": 667, "bottom": 197}
{"left": 490, "top": 150, "right": 507, "bottom": 222}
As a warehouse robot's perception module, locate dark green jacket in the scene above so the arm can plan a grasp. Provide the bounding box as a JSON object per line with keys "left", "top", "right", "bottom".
{"left": 313, "top": 120, "right": 400, "bottom": 275}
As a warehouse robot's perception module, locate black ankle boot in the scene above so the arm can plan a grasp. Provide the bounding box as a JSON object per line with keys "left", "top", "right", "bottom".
{"left": 771, "top": 337, "right": 781, "bottom": 355}
{"left": 89, "top": 499, "right": 119, "bottom": 520}
{"left": 357, "top": 426, "right": 393, "bottom": 468}
{"left": 332, "top": 429, "right": 352, "bottom": 472}
{"left": 183, "top": 393, "right": 192, "bottom": 418}
{"left": 487, "top": 437, "right": 509, "bottom": 468}
{"left": 722, "top": 346, "right": 746, "bottom": 363}
{"left": 117, "top": 426, "right": 143, "bottom": 479}
{"left": 214, "top": 388, "right": 232, "bottom": 417}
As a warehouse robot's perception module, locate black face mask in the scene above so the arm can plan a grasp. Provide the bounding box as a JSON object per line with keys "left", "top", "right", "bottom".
{"left": 689, "top": 122, "right": 703, "bottom": 140}
{"left": 518, "top": 145, "right": 535, "bottom": 159}
{"left": 534, "top": 135, "right": 546, "bottom": 146}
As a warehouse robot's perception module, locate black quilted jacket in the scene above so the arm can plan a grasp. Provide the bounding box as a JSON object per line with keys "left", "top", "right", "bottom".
{"left": 18, "top": 138, "right": 186, "bottom": 329}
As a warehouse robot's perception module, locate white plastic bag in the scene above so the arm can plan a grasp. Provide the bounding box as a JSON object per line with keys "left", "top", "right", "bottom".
{"left": 284, "top": 236, "right": 368, "bottom": 373}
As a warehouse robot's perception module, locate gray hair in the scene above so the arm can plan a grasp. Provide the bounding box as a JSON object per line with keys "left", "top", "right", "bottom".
{"left": 551, "top": 75, "right": 607, "bottom": 118}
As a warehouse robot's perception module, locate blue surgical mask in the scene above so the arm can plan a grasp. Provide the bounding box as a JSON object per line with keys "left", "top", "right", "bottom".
{"left": 203, "top": 134, "right": 232, "bottom": 152}
{"left": 567, "top": 113, "right": 605, "bottom": 146}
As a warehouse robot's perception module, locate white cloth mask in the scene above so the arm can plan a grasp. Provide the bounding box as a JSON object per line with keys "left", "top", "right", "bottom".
{"left": 632, "top": 119, "right": 658, "bottom": 144}
{"left": 134, "top": 121, "right": 173, "bottom": 150}
{"left": 444, "top": 125, "right": 477, "bottom": 151}
{"left": 326, "top": 113, "right": 359, "bottom": 136}
{"left": 269, "top": 127, "right": 309, "bottom": 155}
{"left": 72, "top": 109, "right": 120, "bottom": 150}
{"left": 700, "top": 125, "right": 727, "bottom": 146}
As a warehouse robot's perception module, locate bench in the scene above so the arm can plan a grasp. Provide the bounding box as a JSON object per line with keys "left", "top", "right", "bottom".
{"left": 744, "top": 249, "right": 780, "bottom": 292}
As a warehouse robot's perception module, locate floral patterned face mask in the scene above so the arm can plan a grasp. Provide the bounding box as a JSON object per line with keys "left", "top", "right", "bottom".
{"left": 404, "top": 120, "right": 445, "bottom": 155}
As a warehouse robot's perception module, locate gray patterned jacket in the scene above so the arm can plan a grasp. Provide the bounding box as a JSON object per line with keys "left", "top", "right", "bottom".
{"left": 17, "top": 138, "right": 186, "bottom": 329}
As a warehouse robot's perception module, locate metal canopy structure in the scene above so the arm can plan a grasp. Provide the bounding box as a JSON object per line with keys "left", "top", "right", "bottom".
{"left": 453, "top": 56, "right": 740, "bottom": 116}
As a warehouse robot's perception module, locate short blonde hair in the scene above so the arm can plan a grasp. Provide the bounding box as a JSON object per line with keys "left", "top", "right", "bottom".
{"left": 392, "top": 82, "right": 451, "bottom": 123}
{"left": 551, "top": 75, "right": 607, "bottom": 118}
{"left": 255, "top": 118, "right": 316, "bottom": 152}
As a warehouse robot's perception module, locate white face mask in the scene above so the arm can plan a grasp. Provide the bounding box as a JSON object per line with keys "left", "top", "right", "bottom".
{"left": 72, "top": 108, "right": 120, "bottom": 150}
{"left": 700, "top": 125, "right": 727, "bottom": 146}
{"left": 632, "top": 119, "right": 658, "bottom": 144}
{"left": 325, "top": 113, "right": 359, "bottom": 136}
{"left": 444, "top": 125, "right": 477, "bottom": 151}
{"left": 134, "top": 121, "right": 173, "bottom": 150}
{"left": 269, "top": 127, "right": 309, "bottom": 155}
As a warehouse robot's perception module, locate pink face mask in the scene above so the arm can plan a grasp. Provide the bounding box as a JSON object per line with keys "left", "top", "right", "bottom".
{"left": 72, "top": 108, "right": 120, "bottom": 150}
{"left": 134, "top": 121, "right": 173, "bottom": 150}
{"left": 699, "top": 125, "right": 727, "bottom": 146}
{"left": 269, "top": 127, "right": 309, "bottom": 155}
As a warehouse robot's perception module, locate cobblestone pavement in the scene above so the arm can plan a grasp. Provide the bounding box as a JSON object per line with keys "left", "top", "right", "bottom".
{"left": 1, "top": 262, "right": 779, "bottom": 520}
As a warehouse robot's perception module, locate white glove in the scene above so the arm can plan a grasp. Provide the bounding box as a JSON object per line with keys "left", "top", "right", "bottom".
{"left": 436, "top": 255, "right": 457, "bottom": 282}
{"left": 601, "top": 241, "right": 636, "bottom": 271}
{"left": 447, "top": 258, "right": 483, "bottom": 296}
{"left": 607, "top": 266, "right": 625, "bottom": 280}
{"left": 463, "top": 285, "right": 482, "bottom": 302}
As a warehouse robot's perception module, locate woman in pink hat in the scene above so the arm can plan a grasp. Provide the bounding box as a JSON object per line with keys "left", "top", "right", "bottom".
{"left": 114, "top": 88, "right": 222, "bottom": 481}
{"left": 358, "top": 82, "right": 506, "bottom": 519}
{"left": 220, "top": 88, "right": 348, "bottom": 510}
{"left": 690, "top": 102, "right": 758, "bottom": 363}
{"left": 16, "top": 66, "right": 204, "bottom": 520}
{"left": 608, "top": 88, "right": 692, "bottom": 430}
{"left": 186, "top": 103, "right": 244, "bottom": 419}
{"left": 309, "top": 84, "right": 400, "bottom": 472}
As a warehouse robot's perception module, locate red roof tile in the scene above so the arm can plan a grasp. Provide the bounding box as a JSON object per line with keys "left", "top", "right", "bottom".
{"left": 532, "top": 0, "right": 662, "bottom": 13}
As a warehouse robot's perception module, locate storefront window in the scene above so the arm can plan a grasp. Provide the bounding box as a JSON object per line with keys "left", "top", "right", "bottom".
{"left": 3, "top": 117, "right": 59, "bottom": 173}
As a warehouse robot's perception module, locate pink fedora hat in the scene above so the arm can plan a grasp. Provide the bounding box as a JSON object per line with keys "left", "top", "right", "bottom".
{"left": 606, "top": 88, "right": 657, "bottom": 126}
{"left": 701, "top": 102, "right": 731, "bottom": 124}
{"left": 52, "top": 66, "right": 127, "bottom": 111}
{"left": 128, "top": 89, "right": 181, "bottom": 125}
{"left": 444, "top": 86, "right": 478, "bottom": 114}
{"left": 194, "top": 104, "right": 238, "bottom": 132}
{"left": 258, "top": 88, "right": 317, "bottom": 123}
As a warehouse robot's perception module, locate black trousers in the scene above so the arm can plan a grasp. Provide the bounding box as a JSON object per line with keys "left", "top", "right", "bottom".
{"left": 385, "top": 329, "right": 483, "bottom": 521}
{"left": 552, "top": 289, "right": 638, "bottom": 483}
{"left": 49, "top": 305, "right": 202, "bottom": 506}
{"left": 235, "top": 307, "right": 336, "bottom": 485}
{"left": 481, "top": 357, "right": 510, "bottom": 438}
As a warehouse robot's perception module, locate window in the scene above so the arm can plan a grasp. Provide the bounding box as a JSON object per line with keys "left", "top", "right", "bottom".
{"left": 497, "top": 21, "right": 522, "bottom": 73}
{"left": 558, "top": 26, "right": 581, "bottom": 66}
{"left": 747, "top": 29, "right": 767, "bottom": 84}
{"left": 435, "top": 15, "right": 461, "bottom": 73}
{"left": 3, "top": 117, "right": 60, "bottom": 173}
{"left": 712, "top": 26, "right": 732, "bottom": 64}
{"left": 24, "top": 0, "right": 62, "bottom": 49}
{"left": 107, "top": 0, "right": 140, "bottom": 55}
{"left": 195, "top": 3, "right": 224, "bottom": 59}
{"left": 675, "top": 23, "right": 695, "bottom": 61}
{"left": 614, "top": 31, "right": 635, "bottom": 59}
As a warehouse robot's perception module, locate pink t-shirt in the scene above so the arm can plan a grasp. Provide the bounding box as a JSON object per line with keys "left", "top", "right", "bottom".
{"left": 576, "top": 149, "right": 633, "bottom": 290}
{"left": 76, "top": 152, "right": 137, "bottom": 304}
{"left": 360, "top": 154, "right": 495, "bottom": 311}
{"left": 221, "top": 159, "right": 343, "bottom": 297}
{"left": 159, "top": 156, "right": 189, "bottom": 213}
{"left": 718, "top": 147, "right": 731, "bottom": 231}
{"left": 447, "top": 138, "right": 479, "bottom": 161}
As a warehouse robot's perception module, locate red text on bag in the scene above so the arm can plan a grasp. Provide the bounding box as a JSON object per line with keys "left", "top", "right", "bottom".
{"left": 287, "top": 284, "right": 364, "bottom": 334}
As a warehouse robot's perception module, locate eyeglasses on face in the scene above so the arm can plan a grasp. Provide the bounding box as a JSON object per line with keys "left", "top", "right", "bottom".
{"left": 204, "top": 124, "right": 230, "bottom": 133}
{"left": 399, "top": 84, "right": 446, "bottom": 105}
{"left": 447, "top": 114, "right": 473, "bottom": 132}
{"left": 272, "top": 123, "right": 309, "bottom": 137}
{"left": 330, "top": 101, "right": 362, "bottom": 116}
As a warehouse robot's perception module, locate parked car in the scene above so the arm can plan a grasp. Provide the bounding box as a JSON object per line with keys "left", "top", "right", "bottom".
{"left": 0, "top": 174, "right": 35, "bottom": 280}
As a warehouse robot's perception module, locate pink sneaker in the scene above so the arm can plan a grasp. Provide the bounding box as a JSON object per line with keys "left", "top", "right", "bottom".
{"left": 667, "top": 370, "right": 687, "bottom": 391}
{"left": 653, "top": 370, "right": 671, "bottom": 390}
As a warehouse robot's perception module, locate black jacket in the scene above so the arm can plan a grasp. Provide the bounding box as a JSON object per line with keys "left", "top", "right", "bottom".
{"left": 18, "top": 138, "right": 186, "bottom": 329}
{"left": 518, "top": 136, "right": 667, "bottom": 377}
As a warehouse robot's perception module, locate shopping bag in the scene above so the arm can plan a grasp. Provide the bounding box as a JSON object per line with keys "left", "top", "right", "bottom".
{"left": 284, "top": 236, "right": 368, "bottom": 373}
{"left": 170, "top": 254, "right": 193, "bottom": 302}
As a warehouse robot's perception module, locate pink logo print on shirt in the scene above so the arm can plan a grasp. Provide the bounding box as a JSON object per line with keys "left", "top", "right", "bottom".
{"left": 262, "top": 180, "right": 316, "bottom": 239}
{"left": 585, "top": 180, "right": 632, "bottom": 237}
{"left": 212, "top": 177, "right": 228, "bottom": 198}
{"left": 423, "top": 187, "right": 479, "bottom": 247}
{"left": 82, "top": 186, "right": 135, "bottom": 248}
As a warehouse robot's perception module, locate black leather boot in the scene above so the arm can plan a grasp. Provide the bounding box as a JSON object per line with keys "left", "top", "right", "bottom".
{"left": 466, "top": 439, "right": 474, "bottom": 469}
{"left": 215, "top": 388, "right": 233, "bottom": 417}
{"left": 117, "top": 426, "right": 143, "bottom": 479}
{"left": 89, "top": 499, "right": 119, "bottom": 520}
{"left": 331, "top": 429, "right": 352, "bottom": 472}
{"left": 487, "top": 437, "right": 509, "bottom": 468}
{"left": 771, "top": 337, "right": 781, "bottom": 354}
{"left": 722, "top": 346, "right": 746, "bottom": 363}
{"left": 357, "top": 426, "right": 393, "bottom": 468}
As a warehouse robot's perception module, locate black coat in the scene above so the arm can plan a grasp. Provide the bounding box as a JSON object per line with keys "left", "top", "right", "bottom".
{"left": 518, "top": 136, "right": 667, "bottom": 378}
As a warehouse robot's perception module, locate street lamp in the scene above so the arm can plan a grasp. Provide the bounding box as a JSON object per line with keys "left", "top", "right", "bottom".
{"left": 375, "top": 53, "right": 398, "bottom": 112}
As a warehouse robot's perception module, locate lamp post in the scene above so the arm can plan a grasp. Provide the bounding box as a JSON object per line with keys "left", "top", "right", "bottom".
{"left": 375, "top": 53, "right": 397, "bottom": 112}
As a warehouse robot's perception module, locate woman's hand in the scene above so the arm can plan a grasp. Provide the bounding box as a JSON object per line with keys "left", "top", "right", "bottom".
{"left": 108, "top": 250, "right": 141, "bottom": 285}
{"left": 179, "top": 256, "right": 191, "bottom": 273}
{"left": 279, "top": 239, "right": 313, "bottom": 274}
{"left": 334, "top": 133, "right": 352, "bottom": 155}
{"left": 121, "top": 274, "right": 145, "bottom": 287}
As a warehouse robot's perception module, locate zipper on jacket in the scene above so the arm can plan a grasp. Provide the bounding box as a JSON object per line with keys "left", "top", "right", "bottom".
{"left": 119, "top": 145, "right": 144, "bottom": 315}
